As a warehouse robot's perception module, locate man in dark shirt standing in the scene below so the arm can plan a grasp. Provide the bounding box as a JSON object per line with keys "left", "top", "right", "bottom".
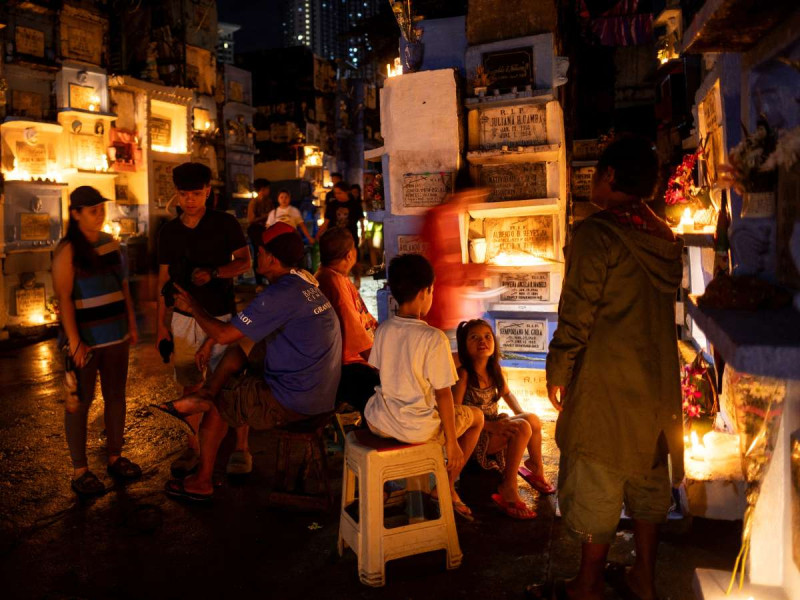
{"left": 156, "top": 162, "right": 252, "bottom": 476}
{"left": 317, "top": 181, "right": 364, "bottom": 249}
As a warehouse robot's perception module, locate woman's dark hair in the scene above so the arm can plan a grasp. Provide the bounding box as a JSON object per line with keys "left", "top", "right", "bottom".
{"left": 62, "top": 209, "right": 99, "bottom": 271}
{"left": 319, "top": 226, "right": 355, "bottom": 266}
{"left": 456, "top": 319, "right": 504, "bottom": 399}
{"left": 278, "top": 188, "right": 291, "bottom": 197}
{"left": 333, "top": 181, "right": 350, "bottom": 192}
{"left": 596, "top": 134, "right": 660, "bottom": 199}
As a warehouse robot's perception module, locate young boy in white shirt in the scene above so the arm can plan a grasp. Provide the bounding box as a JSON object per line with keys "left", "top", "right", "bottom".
{"left": 364, "top": 253, "right": 484, "bottom": 520}
{"left": 266, "top": 189, "right": 313, "bottom": 244}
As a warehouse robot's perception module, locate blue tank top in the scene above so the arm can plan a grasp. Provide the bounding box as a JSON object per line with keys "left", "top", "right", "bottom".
{"left": 71, "top": 232, "right": 129, "bottom": 348}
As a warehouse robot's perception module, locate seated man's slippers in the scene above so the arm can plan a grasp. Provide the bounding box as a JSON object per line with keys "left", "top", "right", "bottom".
{"left": 164, "top": 479, "right": 212, "bottom": 503}
{"left": 149, "top": 402, "right": 196, "bottom": 436}
{"left": 491, "top": 493, "right": 537, "bottom": 520}
{"left": 518, "top": 466, "right": 556, "bottom": 495}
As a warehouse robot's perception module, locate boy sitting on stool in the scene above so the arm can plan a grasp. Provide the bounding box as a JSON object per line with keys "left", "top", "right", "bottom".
{"left": 364, "top": 254, "right": 484, "bottom": 520}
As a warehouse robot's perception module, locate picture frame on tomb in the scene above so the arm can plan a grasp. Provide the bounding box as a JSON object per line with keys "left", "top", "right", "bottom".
{"left": 63, "top": 23, "right": 103, "bottom": 65}
{"left": 499, "top": 272, "right": 551, "bottom": 302}
{"left": 396, "top": 171, "right": 454, "bottom": 215}
{"left": 478, "top": 104, "right": 547, "bottom": 150}
{"left": 71, "top": 134, "right": 106, "bottom": 171}
{"left": 495, "top": 318, "right": 548, "bottom": 352}
{"left": 15, "top": 286, "right": 46, "bottom": 319}
{"left": 228, "top": 81, "right": 244, "bottom": 103}
{"left": 185, "top": 46, "right": 215, "bottom": 96}
{"left": 110, "top": 89, "right": 136, "bottom": 132}
{"left": 482, "top": 47, "right": 535, "bottom": 92}
{"left": 150, "top": 117, "right": 172, "bottom": 149}
{"left": 69, "top": 84, "right": 97, "bottom": 112}
{"left": 19, "top": 213, "right": 51, "bottom": 241}
{"left": 479, "top": 163, "right": 547, "bottom": 202}
{"left": 397, "top": 235, "right": 430, "bottom": 256}
{"left": 15, "top": 26, "right": 45, "bottom": 58}
{"left": 698, "top": 81, "right": 724, "bottom": 186}
{"left": 12, "top": 91, "right": 44, "bottom": 120}
{"left": 15, "top": 141, "right": 49, "bottom": 174}
{"left": 118, "top": 218, "right": 138, "bottom": 235}
{"left": 483, "top": 215, "right": 557, "bottom": 263}
{"left": 152, "top": 160, "right": 177, "bottom": 209}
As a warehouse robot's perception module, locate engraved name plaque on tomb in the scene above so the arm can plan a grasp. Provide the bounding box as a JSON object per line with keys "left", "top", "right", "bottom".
{"left": 484, "top": 215, "right": 555, "bottom": 262}
{"left": 480, "top": 163, "right": 546, "bottom": 201}
{"left": 496, "top": 319, "right": 548, "bottom": 352}
{"left": 150, "top": 117, "right": 172, "bottom": 148}
{"left": 499, "top": 272, "right": 550, "bottom": 302}
{"left": 482, "top": 47, "right": 534, "bottom": 92}
{"left": 398, "top": 172, "right": 454, "bottom": 214}
{"left": 20, "top": 214, "right": 51, "bottom": 241}
{"left": 397, "top": 235, "right": 429, "bottom": 256}
{"left": 479, "top": 105, "right": 546, "bottom": 149}
{"left": 572, "top": 165, "right": 596, "bottom": 200}
{"left": 15, "top": 286, "right": 46, "bottom": 319}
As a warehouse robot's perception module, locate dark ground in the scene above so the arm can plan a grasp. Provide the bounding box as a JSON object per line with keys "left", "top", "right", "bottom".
{"left": 0, "top": 291, "right": 741, "bottom": 599}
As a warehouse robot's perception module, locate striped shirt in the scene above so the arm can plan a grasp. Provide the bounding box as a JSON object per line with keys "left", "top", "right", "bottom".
{"left": 72, "top": 232, "right": 129, "bottom": 348}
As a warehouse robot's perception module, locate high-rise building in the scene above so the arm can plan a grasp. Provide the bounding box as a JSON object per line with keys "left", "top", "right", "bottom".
{"left": 282, "top": 0, "right": 344, "bottom": 60}
{"left": 281, "top": 0, "right": 382, "bottom": 65}
{"left": 217, "top": 22, "right": 241, "bottom": 65}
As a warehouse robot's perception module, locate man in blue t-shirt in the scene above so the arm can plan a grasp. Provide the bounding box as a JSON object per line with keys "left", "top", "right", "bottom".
{"left": 151, "top": 222, "right": 341, "bottom": 502}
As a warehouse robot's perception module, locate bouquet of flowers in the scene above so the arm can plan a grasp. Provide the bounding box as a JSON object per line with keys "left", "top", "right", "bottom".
{"left": 666, "top": 148, "right": 703, "bottom": 206}
{"left": 681, "top": 352, "right": 718, "bottom": 422}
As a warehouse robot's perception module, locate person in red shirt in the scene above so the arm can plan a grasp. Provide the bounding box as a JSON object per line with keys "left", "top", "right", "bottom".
{"left": 315, "top": 227, "right": 379, "bottom": 414}
{"left": 421, "top": 187, "right": 489, "bottom": 353}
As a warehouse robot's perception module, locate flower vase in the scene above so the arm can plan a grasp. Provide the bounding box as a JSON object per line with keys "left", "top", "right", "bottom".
{"left": 741, "top": 190, "right": 776, "bottom": 218}
{"left": 401, "top": 40, "right": 424, "bottom": 73}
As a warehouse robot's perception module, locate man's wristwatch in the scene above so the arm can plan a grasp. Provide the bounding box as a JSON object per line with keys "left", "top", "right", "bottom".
{"left": 210, "top": 268, "right": 219, "bottom": 279}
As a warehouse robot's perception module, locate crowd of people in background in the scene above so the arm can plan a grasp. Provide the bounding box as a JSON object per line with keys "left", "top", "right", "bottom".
{"left": 54, "top": 135, "right": 681, "bottom": 600}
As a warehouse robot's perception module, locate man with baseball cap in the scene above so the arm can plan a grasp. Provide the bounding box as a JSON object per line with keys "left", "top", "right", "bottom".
{"left": 151, "top": 223, "right": 342, "bottom": 501}
{"left": 156, "top": 161, "right": 252, "bottom": 477}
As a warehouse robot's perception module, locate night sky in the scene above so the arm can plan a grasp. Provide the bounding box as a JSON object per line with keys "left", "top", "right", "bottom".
{"left": 217, "top": 0, "right": 285, "bottom": 54}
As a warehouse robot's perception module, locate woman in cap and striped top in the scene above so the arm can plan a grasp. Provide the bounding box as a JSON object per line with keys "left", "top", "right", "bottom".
{"left": 53, "top": 186, "right": 141, "bottom": 496}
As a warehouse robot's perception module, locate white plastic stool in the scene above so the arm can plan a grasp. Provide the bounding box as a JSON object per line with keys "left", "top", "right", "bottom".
{"left": 337, "top": 429, "right": 463, "bottom": 586}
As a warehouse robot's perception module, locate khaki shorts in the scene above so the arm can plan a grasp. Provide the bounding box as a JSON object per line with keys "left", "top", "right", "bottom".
{"left": 557, "top": 453, "right": 672, "bottom": 544}
{"left": 171, "top": 312, "right": 231, "bottom": 387}
{"left": 367, "top": 404, "right": 475, "bottom": 446}
{"left": 218, "top": 372, "right": 306, "bottom": 430}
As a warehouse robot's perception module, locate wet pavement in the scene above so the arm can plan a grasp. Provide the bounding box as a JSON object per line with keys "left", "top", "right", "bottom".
{"left": 0, "top": 282, "right": 741, "bottom": 599}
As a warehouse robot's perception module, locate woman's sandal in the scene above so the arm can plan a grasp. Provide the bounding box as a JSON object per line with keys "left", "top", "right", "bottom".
{"left": 71, "top": 471, "right": 106, "bottom": 497}
{"left": 452, "top": 500, "right": 475, "bottom": 522}
{"left": 491, "top": 493, "right": 537, "bottom": 520}
{"left": 107, "top": 457, "right": 142, "bottom": 480}
{"left": 518, "top": 466, "right": 556, "bottom": 495}
{"left": 149, "top": 401, "right": 196, "bottom": 436}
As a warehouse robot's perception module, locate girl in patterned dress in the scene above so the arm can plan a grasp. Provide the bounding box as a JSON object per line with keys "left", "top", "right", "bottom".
{"left": 453, "top": 319, "right": 554, "bottom": 519}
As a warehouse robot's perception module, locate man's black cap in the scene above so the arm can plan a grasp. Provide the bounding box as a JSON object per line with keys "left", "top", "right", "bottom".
{"left": 172, "top": 162, "right": 212, "bottom": 191}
